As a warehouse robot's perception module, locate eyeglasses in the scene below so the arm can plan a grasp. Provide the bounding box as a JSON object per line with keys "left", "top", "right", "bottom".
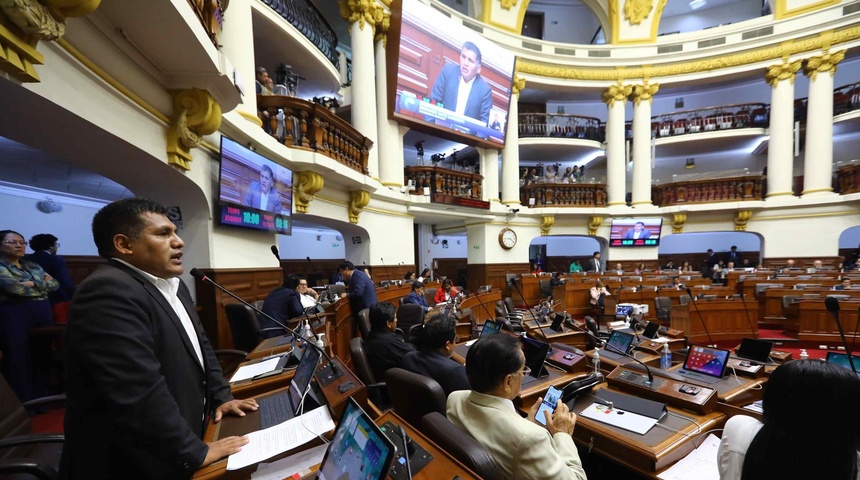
{"left": 298, "top": 283, "right": 308, "bottom": 287}
{"left": 2, "top": 240, "right": 26, "bottom": 246}
{"left": 519, "top": 366, "right": 531, "bottom": 376}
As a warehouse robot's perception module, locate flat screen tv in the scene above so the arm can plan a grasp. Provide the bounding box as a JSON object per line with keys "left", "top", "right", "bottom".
{"left": 218, "top": 136, "right": 292, "bottom": 235}
{"left": 609, "top": 218, "right": 663, "bottom": 247}
{"left": 387, "top": 0, "right": 516, "bottom": 149}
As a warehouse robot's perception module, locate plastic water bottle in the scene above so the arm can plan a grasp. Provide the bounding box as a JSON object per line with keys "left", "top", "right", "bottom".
{"left": 799, "top": 349, "right": 809, "bottom": 360}
{"left": 661, "top": 343, "right": 672, "bottom": 370}
{"left": 301, "top": 319, "right": 313, "bottom": 343}
{"left": 592, "top": 348, "right": 602, "bottom": 377}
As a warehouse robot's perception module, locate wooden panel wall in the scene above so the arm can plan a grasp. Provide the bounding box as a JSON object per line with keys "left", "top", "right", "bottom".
{"left": 64, "top": 255, "right": 107, "bottom": 285}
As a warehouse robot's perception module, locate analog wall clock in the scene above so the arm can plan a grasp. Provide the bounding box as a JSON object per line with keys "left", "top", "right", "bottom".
{"left": 499, "top": 227, "right": 517, "bottom": 250}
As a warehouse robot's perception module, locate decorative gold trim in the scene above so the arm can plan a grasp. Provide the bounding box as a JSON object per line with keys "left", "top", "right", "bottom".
{"left": 734, "top": 210, "right": 752, "bottom": 231}
{"left": 381, "top": 181, "right": 402, "bottom": 187}
{"left": 765, "top": 59, "right": 802, "bottom": 86}
{"left": 488, "top": 198, "right": 501, "bottom": 202}
{"left": 774, "top": 0, "right": 839, "bottom": 19}
{"left": 482, "top": 0, "right": 533, "bottom": 34}
{"left": 671, "top": 213, "right": 686, "bottom": 233}
{"left": 803, "top": 50, "right": 845, "bottom": 81}
{"left": 511, "top": 71, "right": 526, "bottom": 100}
{"left": 610, "top": 0, "right": 668, "bottom": 44}
{"left": 501, "top": 200, "right": 521, "bottom": 205}
{"left": 363, "top": 206, "right": 414, "bottom": 218}
{"left": 236, "top": 109, "right": 263, "bottom": 127}
{"left": 624, "top": 0, "right": 653, "bottom": 26}
{"left": 765, "top": 191, "right": 795, "bottom": 197}
{"left": 0, "top": 19, "right": 42, "bottom": 81}
{"left": 630, "top": 200, "right": 653, "bottom": 205}
{"left": 519, "top": 27, "right": 860, "bottom": 81}
{"left": 602, "top": 82, "right": 632, "bottom": 106}
{"left": 540, "top": 215, "right": 554, "bottom": 236}
{"left": 500, "top": 0, "right": 519, "bottom": 10}
{"left": 800, "top": 187, "right": 835, "bottom": 194}
{"left": 348, "top": 190, "right": 371, "bottom": 223}
{"left": 631, "top": 81, "right": 659, "bottom": 105}
{"left": 1, "top": 0, "right": 64, "bottom": 41}
{"left": 338, "top": 0, "right": 380, "bottom": 31}
{"left": 315, "top": 194, "right": 349, "bottom": 207}
{"left": 166, "top": 89, "right": 221, "bottom": 171}
{"left": 588, "top": 216, "right": 603, "bottom": 236}
{"left": 374, "top": 8, "right": 390, "bottom": 46}
{"left": 294, "top": 170, "right": 324, "bottom": 214}
{"left": 754, "top": 210, "right": 860, "bottom": 221}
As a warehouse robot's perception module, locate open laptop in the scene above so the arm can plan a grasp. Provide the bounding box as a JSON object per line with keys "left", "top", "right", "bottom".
{"left": 678, "top": 345, "right": 730, "bottom": 385}
{"left": 257, "top": 346, "right": 322, "bottom": 429}
{"left": 600, "top": 330, "right": 635, "bottom": 361}
{"left": 826, "top": 352, "right": 860, "bottom": 376}
{"left": 520, "top": 336, "right": 550, "bottom": 386}
{"left": 734, "top": 338, "right": 774, "bottom": 364}
{"left": 317, "top": 397, "right": 396, "bottom": 480}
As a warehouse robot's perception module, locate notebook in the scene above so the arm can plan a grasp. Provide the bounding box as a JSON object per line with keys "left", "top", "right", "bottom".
{"left": 678, "top": 345, "right": 730, "bottom": 385}
{"left": 316, "top": 397, "right": 396, "bottom": 480}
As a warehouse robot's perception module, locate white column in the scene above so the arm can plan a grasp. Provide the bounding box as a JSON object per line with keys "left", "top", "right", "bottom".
{"left": 219, "top": 0, "right": 257, "bottom": 123}
{"left": 630, "top": 82, "right": 657, "bottom": 206}
{"left": 603, "top": 84, "right": 631, "bottom": 207}
{"left": 765, "top": 61, "right": 801, "bottom": 199}
{"left": 375, "top": 24, "right": 404, "bottom": 187}
{"left": 802, "top": 51, "right": 844, "bottom": 196}
{"left": 479, "top": 148, "right": 500, "bottom": 202}
{"left": 341, "top": 5, "right": 380, "bottom": 179}
{"left": 501, "top": 87, "right": 521, "bottom": 205}
{"left": 338, "top": 49, "right": 349, "bottom": 87}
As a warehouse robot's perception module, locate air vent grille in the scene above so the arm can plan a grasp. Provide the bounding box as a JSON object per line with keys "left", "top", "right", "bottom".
{"left": 698, "top": 37, "right": 726, "bottom": 48}
{"left": 657, "top": 44, "right": 683, "bottom": 54}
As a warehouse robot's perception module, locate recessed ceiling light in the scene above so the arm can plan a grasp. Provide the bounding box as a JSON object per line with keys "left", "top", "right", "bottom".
{"left": 689, "top": 0, "right": 707, "bottom": 10}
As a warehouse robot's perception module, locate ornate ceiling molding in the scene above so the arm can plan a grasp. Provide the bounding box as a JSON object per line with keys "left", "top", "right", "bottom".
{"left": 349, "top": 190, "right": 370, "bottom": 223}
{"left": 294, "top": 171, "right": 325, "bottom": 214}
{"left": 166, "top": 89, "right": 221, "bottom": 171}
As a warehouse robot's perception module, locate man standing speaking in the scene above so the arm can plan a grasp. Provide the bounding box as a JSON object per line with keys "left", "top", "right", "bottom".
{"left": 430, "top": 41, "right": 493, "bottom": 124}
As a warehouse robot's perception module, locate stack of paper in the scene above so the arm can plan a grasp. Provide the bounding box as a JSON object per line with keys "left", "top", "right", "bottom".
{"left": 657, "top": 433, "right": 720, "bottom": 480}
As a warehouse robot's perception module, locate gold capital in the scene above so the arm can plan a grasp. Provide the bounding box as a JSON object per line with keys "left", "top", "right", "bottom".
{"left": 602, "top": 83, "right": 632, "bottom": 106}
{"left": 374, "top": 9, "right": 390, "bottom": 45}
{"left": 803, "top": 50, "right": 845, "bottom": 81}
{"left": 630, "top": 81, "right": 659, "bottom": 106}
{"left": 540, "top": 216, "right": 554, "bottom": 236}
{"left": 765, "top": 60, "right": 802, "bottom": 86}
{"left": 294, "top": 171, "right": 325, "bottom": 214}
{"left": 349, "top": 190, "right": 371, "bottom": 224}
{"left": 166, "top": 89, "right": 221, "bottom": 171}
{"left": 511, "top": 73, "right": 526, "bottom": 100}
{"left": 339, "top": 0, "right": 380, "bottom": 31}
{"left": 624, "top": 0, "right": 654, "bottom": 25}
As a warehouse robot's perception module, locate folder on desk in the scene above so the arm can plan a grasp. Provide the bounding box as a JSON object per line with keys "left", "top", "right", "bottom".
{"left": 580, "top": 388, "right": 667, "bottom": 435}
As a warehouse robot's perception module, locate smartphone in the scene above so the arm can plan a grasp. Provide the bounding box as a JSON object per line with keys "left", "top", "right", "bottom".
{"left": 535, "top": 386, "right": 562, "bottom": 426}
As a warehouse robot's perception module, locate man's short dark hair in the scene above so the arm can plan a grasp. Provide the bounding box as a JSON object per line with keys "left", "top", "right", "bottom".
{"left": 92, "top": 198, "right": 169, "bottom": 258}
{"left": 411, "top": 280, "right": 424, "bottom": 291}
{"left": 461, "top": 41, "right": 482, "bottom": 64}
{"left": 593, "top": 251, "right": 600, "bottom": 257}
{"left": 29, "top": 233, "right": 58, "bottom": 251}
{"left": 260, "top": 164, "right": 274, "bottom": 179}
{"left": 337, "top": 261, "right": 355, "bottom": 273}
{"left": 635, "top": 221, "right": 645, "bottom": 227}
{"left": 369, "top": 302, "right": 396, "bottom": 331}
{"left": 465, "top": 334, "right": 522, "bottom": 393}
{"left": 256, "top": 66, "right": 267, "bottom": 76}
{"left": 283, "top": 274, "right": 300, "bottom": 289}
{"left": 422, "top": 314, "right": 456, "bottom": 350}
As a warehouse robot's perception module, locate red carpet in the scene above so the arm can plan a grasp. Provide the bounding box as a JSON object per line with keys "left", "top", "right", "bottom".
{"left": 30, "top": 408, "right": 64, "bottom": 434}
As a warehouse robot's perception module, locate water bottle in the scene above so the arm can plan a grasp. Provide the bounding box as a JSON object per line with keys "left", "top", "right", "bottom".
{"left": 592, "top": 348, "right": 602, "bottom": 378}
{"left": 301, "top": 319, "right": 313, "bottom": 344}
{"left": 661, "top": 343, "right": 672, "bottom": 370}
{"left": 799, "top": 349, "right": 809, "bottom": 360}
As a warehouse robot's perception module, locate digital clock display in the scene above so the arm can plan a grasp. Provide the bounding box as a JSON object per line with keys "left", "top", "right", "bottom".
{"left": 220, "top": 205, "right": 291, "bottom": 234}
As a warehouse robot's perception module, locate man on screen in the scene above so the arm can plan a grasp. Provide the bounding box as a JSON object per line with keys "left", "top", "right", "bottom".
{"left": 429, "top": 41, "right": 493, "bottom": 124}
{"left": 623, "top": 221, "right": 651, "bottom": 240}
{"left": 244, "top": 165, "right": 282, "bottom": 213}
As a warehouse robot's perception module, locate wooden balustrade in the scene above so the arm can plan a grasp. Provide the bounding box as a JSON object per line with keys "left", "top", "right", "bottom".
{"left": 520, "top": 182, "right": 607, "bottom": 208}
{"left": 836, "top": 163, "right": 860, "bottom": 194}
{"left": 404, "top": 166, "right": 483, "bottom": 199}
{"left": 518, "top": 113, "right": 604, "bottom": 141}
{"left": 258, "top": 95, "right": 371, "bottom": 175}
{"left": 652, "top": 175, "right": 763, "bottom": 206}
{"left": 186, "top": 0, "right": 223, "bottom": 47}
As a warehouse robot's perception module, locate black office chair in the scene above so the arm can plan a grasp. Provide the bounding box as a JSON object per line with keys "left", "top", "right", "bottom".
{"left": 356, "top": 308, "right": 371, "bottom": 339}
{"left": 679, "top": 294, "right": 692, "bottom": 306}
{"left": 423, "top": 288, "right": 438, "bottom": 306}
{"left": 539, "top": 278, "right": 552, "bottom": 298}
{"left": 654, "top": 296, "right": 672, "bottom": 324}
{"left": 585, "top": 316, "right": 609, "bottom": 350}
{"left": 385, "top": 369, "right": 446, "bottom": 427}
{"left": 224, "top": 303, "right": 284, "bottom": 352}
{"left": 0, "top": 373, "right": 65, "bottom": 480}
{"left": 396, "top": 304, "right": 425, "bottom": 343}
{"left": 349, "top": 337, "right": 389, "bottom": 409}
{"left": 420, "top": 412, "right": 504, "bottom": 480}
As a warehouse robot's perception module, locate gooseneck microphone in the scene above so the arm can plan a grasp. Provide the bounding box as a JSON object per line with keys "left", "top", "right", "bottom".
{"left": 738, "top": 293, "right": 759, "bottom": 339}
{"left": 380, "top": 257, "right": 391, "bottom": 284}
{"left": 469, "top": 289, "right": 495, "bottom": 325}
{"left": 686, "top": 288, "right": 716, "bottom": 348}
{"left": 190, "top": 268, "right": 342, "bottom": 378}
{"left": 508, "top": 276, "right": 552, "bottom": 344}
{"left": 566, "top": 321, "right": 655, "bottom": 385}
{"left": 271, "top": 245, "right": 280, "bottom": 262}
{"left": 306, "top": 256, "right": 313, "bottom": 267}
{"left": 825, "top": 296, "right": 857, "bottom": 374}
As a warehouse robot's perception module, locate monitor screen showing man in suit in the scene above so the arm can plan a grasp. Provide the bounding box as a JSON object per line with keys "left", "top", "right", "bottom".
{"left": 623, "top": 221, "right": 652, "bottom": 240}
{"left": 429, "top": 41, "right": 493, "bottom": 125}
{"left": 244, "top": 164, "right": 282, "bottom": 214}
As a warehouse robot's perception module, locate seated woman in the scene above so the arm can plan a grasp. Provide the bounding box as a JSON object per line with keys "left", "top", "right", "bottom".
{"left": 718, "top": 359, "right": 860, "bottom": 480}
{"left": 589, "top": 280, "right": 610, "bottom": 308}
{"left": 403, "top": 270, "right": 416, "bottom": 281}
{"left": 417, "top": 267, "right": 432, "bottom": 282}
{"left": 530, "top": 262, "right": 542, "bottom": 275}
{"left": 435, "top": 278, "right": 459, "bottom": 304}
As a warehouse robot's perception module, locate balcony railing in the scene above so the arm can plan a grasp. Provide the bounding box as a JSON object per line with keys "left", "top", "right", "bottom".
{"left": 521, "top": 182, "right": 608, "bottom": 208}
{"left": 651, "top": 103, "right": 769, "bottom": 139}
{"left": 519, "top": 114, "right": 604, "bottom": 141}
{"left": 404, "top": 166, "right": 483, "bottom": 200}
{"left": 834, "top": 81, "right": 860, "bottom": 116}
{"left": 836, "top": 162, "right": 860, "bottom": 194}
{"left": 260, "top": 0, "right": 339, "bottom": 69}
{"left": 258, "top": 95, "right": 371, "bottom": 175}
{"left": 652, "top": 174, "right": 764, "bottom": 206}
{"left": 187, "top": 0, "right": 223, "bottom": 47}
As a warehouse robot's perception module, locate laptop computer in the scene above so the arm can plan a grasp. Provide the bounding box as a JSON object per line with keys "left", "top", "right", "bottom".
{"left": 734, "top": 338, "right": 774, "bottom": 364}
{"left": 317, "top": 397, "right": 396, "bottom": 480}
{"left": 678, "top": 345, "right": 730, "bottom": 385}
{"left": 600, "top": 330, "right": 635, "bottom": 361}
{"left": 520, "top": 336, "right": 550, "bottom": 386}
{"left": 257, "top": 346, "right": 322, "bottom": 429}
{"left": 825, "top": 352, "right": 860, "bottom": 375}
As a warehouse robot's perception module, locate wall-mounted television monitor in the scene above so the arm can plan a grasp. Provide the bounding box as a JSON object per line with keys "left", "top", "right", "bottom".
{"left": 609, "top": 218, "right": 663, "bottom": 247}
{"left": 387, "top": 0, "right": 516, "bottom": 149}
{"left": 218, "top": 136, "right": 292, "bottom": 235}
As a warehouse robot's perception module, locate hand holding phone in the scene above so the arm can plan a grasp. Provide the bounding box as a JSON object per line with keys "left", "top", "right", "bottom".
{"left": 535, "top": 386, "right": 562, "bottom": 426}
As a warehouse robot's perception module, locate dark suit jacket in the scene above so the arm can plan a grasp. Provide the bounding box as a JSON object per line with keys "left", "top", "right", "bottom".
{"left": 261, "top": 287, "right": 304, "bottom": 336}
{"left": 366, "top": 331, "right": 415, "bottom": 381}
{"left": 401, "top": 350, "right": 469, "bottom": 397}
{"left": 243, "top": 181, "right": 282, "bottom": 213}
{"left": 347, "top": 269, "right": 377, "bottom": 316}
{"left": 61, "top": 261, "right": 232, "bottom": 480}
{"left": 622, "top": 229, "right": 651, "bottom": 240}
{"left": 430, "top": 63, "right": 493, "bottom": 123}
{"left": 587, "top": 258, "right": 603, "bottom": 272}
{"left": 402, "top": 291, "right": 429, "bottom": 312}
{"left": 24, "top": 250, "right": 75, "bottom": 304}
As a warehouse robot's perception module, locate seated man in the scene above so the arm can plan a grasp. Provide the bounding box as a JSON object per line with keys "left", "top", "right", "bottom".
{"left": 401, "top": 314, "right": 469, "bottom": 396}
{"left": 261, "top": 274, "right": 304, "bottom": 337}
{"left": 447, "top": 334, "right": 587, "bottom": 480}
{"left": 366, "top": 302, "right": 416, "bottom": 380}
{"left": 297, "top": 277, "right": 318, "bottom": 309}
{"left": 402, "top": 280, "right": 431, "bottom": 313}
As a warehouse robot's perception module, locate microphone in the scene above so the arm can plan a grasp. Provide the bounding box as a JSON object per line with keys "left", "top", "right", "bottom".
{"left": 738, "top": 293, "right": 759, "bottom": 339}
{"left": 566, "top": 321, "right": 654, "bottom": 385}
{"left": 686, "top": 288, "right": 716, "bottom": 348}
{"left": 380, "top": 257, "right": 390, "bottom": 284}
{"left": 469, "top": 289, "right": 495, "bottom": 324}
{"left": 306, "top": 256, "right": 313, "bottom": 267}
{"left": 190, "top": 268, "right": 342, "bottom": 378}
{"left": 271, "top": 245, "right": 280, "bottom": 262}
{"left": 508, "top": 276, "right": 551, "bottom": 347}
{"left": 272, "top": 245, "right": 285, "bottom": 284}
{"left": 825, "top": 296, "right": 857, "bottom": 374}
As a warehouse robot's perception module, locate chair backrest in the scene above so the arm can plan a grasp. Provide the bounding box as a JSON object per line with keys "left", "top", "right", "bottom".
{"left": 349, "top": 337, "right": 378, "bottom": 385}
{"left": 385, "top": 368, "right": 446, "bottom": 426}
{"left": 397, "top": 304, "right": 425, "bottom": 335}
{"left": 494, "top": 305, "right": 507, "bottom": 318}
{"left": 423, "top": 289, "right": 438, "bottom": 306}
{"left": 420, "top": 412, "right": 504, "bottom": 480}
{"left": 584, "top": 316, "right": 600, "bottom": 350}
{"left": 654, "top": 296, "right": 672, "bottom": 322}
{"left": 679, "top": 294, "right": 692, "bottom": 305}
{"left": 504, "top": 297, "right": 516, "bottom": 314}
{"left": 0, "top": 373, "right": 34, "bottom": 457}
{"left": 327, "top": 284, "right": 346, "bottom": 296}
{"left": 539, "top": 279, "right": 552, "bottom": 298}
{"left": 356, "top": 308, "right": 371, "bottom": 339}
{"left": 496, "top": 316, "right": 515, "bottom": 332}
{"left": 225, "top": 303, "right": 262, "bottom": 352}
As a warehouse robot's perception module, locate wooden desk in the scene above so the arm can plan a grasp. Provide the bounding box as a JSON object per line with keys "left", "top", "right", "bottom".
{"left": 516, "top": 368, "right": 582, "bottom": 409}
{"left": 784, "top": 298, "right": 860, "bottom": 342}
{"left": 524, "top": 321, "right": 587, "bottom": 350}
{"left": 228, "top": 356, "right": 296, "bottom": 399}
{"left": 246, "top": 335, "right": 294, "bottom": 361}
{"left": 459, "top": 289, "right": 502, "bottom": 324}
{"left": 670, "top": 299, "right": 759, "bottom": 344}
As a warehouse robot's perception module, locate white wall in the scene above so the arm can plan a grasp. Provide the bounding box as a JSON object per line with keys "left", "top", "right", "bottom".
{"left": 658, "top": 0, "right": 762, "bottom": 36}
{"left": 527, "top": 4, "right": 601, "bottom": 44}
{"left": 277, "top": 227, "right": 346, "bottom": 259}
{"left": 529, "top": 235, "right": 601, "bottom": 256}
{"left": 428, "top": 235, "right": 468, "bottom": 259}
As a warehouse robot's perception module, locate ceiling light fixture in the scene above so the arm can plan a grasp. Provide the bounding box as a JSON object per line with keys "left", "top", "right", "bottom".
{"left": 689, "top": 0, "right": 707, "bottom": 10}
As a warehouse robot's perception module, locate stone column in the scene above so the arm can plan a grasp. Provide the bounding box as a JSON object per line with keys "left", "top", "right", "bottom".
{"left": 501, "top": 74, "right": 526, "bottom": 205}
{"left": 602, "top": 83, "right": 631, "bottom": 207}
{"left": 374, "top": 9, "right": 403, "bottom": 187}
{"left": 801, "top": 50, "right": 845, "bottom": 196}
{"left": 219, "top": 0, "right": 259, "bottom": 126}
{"left": 479, "top": 148, "right": 500, "bottom": 202}
{"left": 629, "top": 82, "right": 658, "bottom": 206}
{"left": 339, "top": 0, "right": 382, "bottom": 179}
{"left": 764, "top": 60, "right": 802, "bottom": 199}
